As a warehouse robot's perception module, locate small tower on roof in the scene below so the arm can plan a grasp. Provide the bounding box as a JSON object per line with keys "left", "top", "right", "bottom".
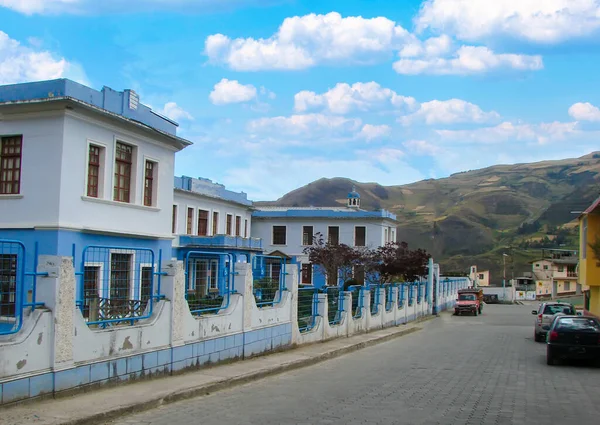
{"left": 347, "top": 185, "right": 361, "bottom": 209}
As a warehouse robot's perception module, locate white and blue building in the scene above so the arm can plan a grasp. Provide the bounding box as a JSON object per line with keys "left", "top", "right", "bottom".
{"left": 172, "top": 175, "right": 262, "bottom": 299}
{"left": 0, "top": 78, "right": 191, "bottom": 324}
{"left": 251, "top": 188, "right": 398, "bottom": 288}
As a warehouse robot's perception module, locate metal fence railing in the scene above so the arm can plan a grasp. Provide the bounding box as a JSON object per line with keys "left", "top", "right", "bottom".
{"left": 77, "top": 245, "right": 162, "bottom": 328}
{"left": 397, "top": 283, "right": 405, "bottom": 309}
{"left": 1, "top": 240, "right": 46, "bottom": 336}
{"left": 1, "top": 240, "right": 25, "bottom": 336}
{"left": 185, "top": 251, "right": 232, "bottom": 316}
{"left": 348, "top": 285, "right": 364, "bottom": 318}
{"left": 297, "top": 285, "right": 318, "bottom": 332}
{"left": 385, "top": 284, "right": 394, "bottom": 312}
{"left": 417, "top": 281, "right": 423, "bottom": 304}
{"left": 325, "top": 286, "right": 343, "bottom": 326}
{"left": 252, "top": 255, "right": 286, "bottom": 308}
{"left": 408, "top": 283, "right": 415, "bottom": 307}
{"left": 370, "top": 284, "right": 380, "bottom": 315}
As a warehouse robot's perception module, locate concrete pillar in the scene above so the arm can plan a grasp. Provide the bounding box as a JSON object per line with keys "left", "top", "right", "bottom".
{"left": 316, "top": 292, "right": 327, "bottom": 339}
{"left": 234, "top": 263, "right": 254, "bottom": 333}
{"left": 342, "top": 291, "right": 352, "bottom": 336}
{"left": 36, "top": 256, "right": 75, "bottom": 370}
{"left": 160, "top": 260, "right": 185, "bottom": 347}
{"left": 287, "top": 265, "right": 299, "bottom": 344}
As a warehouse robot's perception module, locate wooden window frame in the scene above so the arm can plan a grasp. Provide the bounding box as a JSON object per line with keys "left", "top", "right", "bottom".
{"left": 187, "top": 207, "right": 194, "bottom": 235}
{"left": 301, "top": 263, "right": 313, "bottom": 284}
{"left": 328, "top": 226, "right": 339, "bottom": 245}
{"left": 143, "top": 160, "right": 156, "bottom": 207}
{"left": 235, "top": 216, "right": 241, "bottom": 237}
{"left": 87, "top": 144, "right": 101, "bottom": 198}
{"left": 354, "top": 226, "right": 366, "bottom": 247}
{"left": 172, "top": 205, "right": 178, "bottom": 234}
{"left": 302, "top": 226, "right": 314, "bottom": 246}
{"left": 197, "top": 209, "right": 209, "bottom": 236}
{"left": 212, "top": 211, "right": 219, "bottom": 235}
{"left": 226, "top": 214, "right": 233, "bottom": 236}
{"left": 113, "top": 141, "right": 133, "bottom": 203}
{"left": 272, "top": 226, "right": 287, "bottom": 245}
{"left": 0, "top": 135, "right": 23, "bottom": 195}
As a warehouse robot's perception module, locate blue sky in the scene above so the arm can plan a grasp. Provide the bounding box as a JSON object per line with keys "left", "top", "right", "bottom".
{"left": 2, "top": 0, "right": 600, "bottom": 200}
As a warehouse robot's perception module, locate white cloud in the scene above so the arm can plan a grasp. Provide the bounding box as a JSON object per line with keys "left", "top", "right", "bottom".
{"left": 394, "top": 45, "right": 543, "bottom": 75}
{"left": 415, "top": 0, "right": 600, "bottom": 44}
{"left": 436, "top": 121, "right": 580, "bottom": 145}
{"left": 403, "top": 140, "right": 441, "bottom": 156}
{"left": 0, "top": 0, "right": 275, "bottom": 15}
{"left": 161, "top": 102, "right": 194, "bottom": 122}
{"left": 247, "top": 113, "right": 363, "bottom": 138}
{"left": 205, "top": 12, "right": 412, "bottom": 71}
{"left": 400, "top": 99, "right": 500, "bottom": 125}
{"left": 209, "top": 78, "right": 257, "bottom": 105}
{"left": 359, "top": 124, "right": 391, "bottom": 141}
{"left": 568, "top": 102, "right": 600, "bottom": 122}
{"left": 0, "top": 30, "right": 87, "bottom": 85}
{"left": 294, "top": 82, "right": 417, "bottom": 114}
{"left": 399, "top": 34, "right": 453, "bottom": 58}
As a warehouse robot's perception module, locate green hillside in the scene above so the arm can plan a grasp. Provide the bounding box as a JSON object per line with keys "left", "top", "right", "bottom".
{"left": 258, "top": 152, "right": 600, "bottom": 284}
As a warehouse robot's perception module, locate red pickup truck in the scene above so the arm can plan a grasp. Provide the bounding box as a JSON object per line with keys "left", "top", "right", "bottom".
{"left": 454, "top": 288, "right": 483, "bottom": 316}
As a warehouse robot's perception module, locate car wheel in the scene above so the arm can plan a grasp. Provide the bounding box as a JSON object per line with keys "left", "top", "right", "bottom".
{"left": 474, "top": 309, "right": 478, "bottom": 316}
{"left": 534, "top": 332, "right": 541, "bottom": 342}
{"left": 547, "top": 349, "right": 559, "bottom": 366}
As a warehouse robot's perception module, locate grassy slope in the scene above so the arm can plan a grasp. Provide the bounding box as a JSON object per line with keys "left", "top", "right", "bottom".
{"left": 259, "top": 152, "right": 600, "bottom": 284}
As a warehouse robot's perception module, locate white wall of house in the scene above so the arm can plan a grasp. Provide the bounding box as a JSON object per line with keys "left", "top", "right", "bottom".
{"left": 59, "top": 111, "right": 177, "bottom": 238}
{"left": 173, "top": 190, "right": 253, "bottom": 237}
{"left": 251, "top": 218, "right": 397, "bottom": 259}
{"left": 0, "top": 113, "right": 64, "bottom": 227}
{"left": 0, "top": 108, "right": 179, "bottom": 238}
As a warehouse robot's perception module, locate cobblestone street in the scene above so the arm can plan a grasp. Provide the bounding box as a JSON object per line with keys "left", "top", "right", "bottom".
{"left": 109, "top": 304, "right": 600, "bottom": 425}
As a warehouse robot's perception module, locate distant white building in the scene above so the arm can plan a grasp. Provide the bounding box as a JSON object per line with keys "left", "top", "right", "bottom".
{"left": 251, "top": 187, "right": 398, "bottom": 287}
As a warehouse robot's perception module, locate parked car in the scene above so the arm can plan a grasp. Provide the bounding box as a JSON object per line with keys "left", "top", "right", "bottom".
{"left": 454, "top": 288, "right": 483, "bottom": 316}
{"left": 545, "top": 315, "right": 600, "bottom": 366}
{"left": 483, "top": 294, "right": 499, "bottom": 304}
{"left": 532, "top": 302, "right": 577, "bottom": 342}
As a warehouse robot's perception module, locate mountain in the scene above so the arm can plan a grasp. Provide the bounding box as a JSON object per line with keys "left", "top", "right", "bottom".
{"left": 259, "top": 152, "right": 600, "bottom": 284}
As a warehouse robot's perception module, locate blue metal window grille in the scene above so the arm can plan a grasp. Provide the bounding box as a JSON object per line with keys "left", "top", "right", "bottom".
{"left": 408, "top": 283, "right": 415, "bottom": 307}
{"left": 417, "top": 281, "right": 423, "bottom": 304}
{"left": 77, "top": 245, "right": 162, "bottom": 328}
{"left": 385, "top": 284, "right": 394, "bottom": 312}
{"left": 0, "top": 240, "right": 46, "bottom": 336}
{"left": 397, "top": 283, "right": 405, "bottom": 309}
{"left": 347, "top": 285, "right": 364, "bottom": 318}
{"left": 325, "top": 286, "right": 343, "bottom": 326}
{"left": 185, "top": 251, "right": 233, "bottom": 316}
{"left": 370, "top": 284, "right": 380, "bottom": 314}
{"left": 297, "top": 285, "right": 318, "bottom": 332}
{"left": 252, "top": 255, "right": 286, "bottom": 307}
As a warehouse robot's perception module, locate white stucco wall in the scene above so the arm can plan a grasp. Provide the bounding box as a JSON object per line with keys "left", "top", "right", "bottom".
{"left": 59, "top": 112, "right": 177, "bottom": 238}
{"left": 0, "top": 114, "right": 64, "bottom": 227}
{"left": 173, "top": 190, "right": 253, "bottom": 237}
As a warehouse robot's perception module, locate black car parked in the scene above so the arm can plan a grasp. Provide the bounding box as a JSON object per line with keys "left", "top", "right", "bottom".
{"left": 545, "top": 315, "right": 600, "bottom": 366}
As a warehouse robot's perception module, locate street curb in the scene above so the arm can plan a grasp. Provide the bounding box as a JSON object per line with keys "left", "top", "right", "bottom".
{"left": 61, "top": 324, "right": 425, "bottom": 425}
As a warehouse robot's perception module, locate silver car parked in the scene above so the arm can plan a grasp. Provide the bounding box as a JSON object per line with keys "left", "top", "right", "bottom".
{"left": 532, "top": 302, "right": 576, "bottom": 342}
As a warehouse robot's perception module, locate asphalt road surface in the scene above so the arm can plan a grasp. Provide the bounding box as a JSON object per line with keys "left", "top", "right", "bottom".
{"left": 109, "top": 304, "right": 600, "bottom": 425}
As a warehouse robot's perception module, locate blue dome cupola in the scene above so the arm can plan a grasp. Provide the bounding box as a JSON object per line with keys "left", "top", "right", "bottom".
{"left": 347, "top": 185, "right": 361, "bottom": 208}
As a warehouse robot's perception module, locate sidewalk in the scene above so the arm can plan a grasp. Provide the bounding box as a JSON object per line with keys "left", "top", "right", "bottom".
{"left": 0, "top": 320, "right": 431, "bottom": 425}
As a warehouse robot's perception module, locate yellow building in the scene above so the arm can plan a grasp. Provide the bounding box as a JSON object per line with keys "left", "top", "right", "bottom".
{"left": 579, "top": 196, "right": 600, "bottom": 317}
{"left": 469, "top": 266, "right": 490, "bottom": 286}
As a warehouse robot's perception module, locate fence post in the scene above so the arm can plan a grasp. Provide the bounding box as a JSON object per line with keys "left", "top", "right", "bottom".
{"left": 36, "top": 256, "right": 75, "bottom": 370}
{"left": 234, "top": 263, "right": 253, "bottom": 333}
{"left": 287, "top": 264, "right": 299, "bottom": 344}
{"left": 161, "top": 260, "right": 186, "bottom": 347}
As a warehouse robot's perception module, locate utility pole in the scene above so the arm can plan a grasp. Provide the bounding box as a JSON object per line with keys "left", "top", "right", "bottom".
{"left": 502, "top": 253, "right": 508, "bottom": 301}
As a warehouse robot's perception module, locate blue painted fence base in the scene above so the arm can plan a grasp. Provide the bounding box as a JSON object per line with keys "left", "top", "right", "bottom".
{"left": 0, "top": 323, "right": 292, "bottom": 405}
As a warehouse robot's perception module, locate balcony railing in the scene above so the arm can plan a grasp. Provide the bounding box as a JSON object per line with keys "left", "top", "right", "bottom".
{"left": 178, "top": 235, "right": 262, "bottom": 250}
